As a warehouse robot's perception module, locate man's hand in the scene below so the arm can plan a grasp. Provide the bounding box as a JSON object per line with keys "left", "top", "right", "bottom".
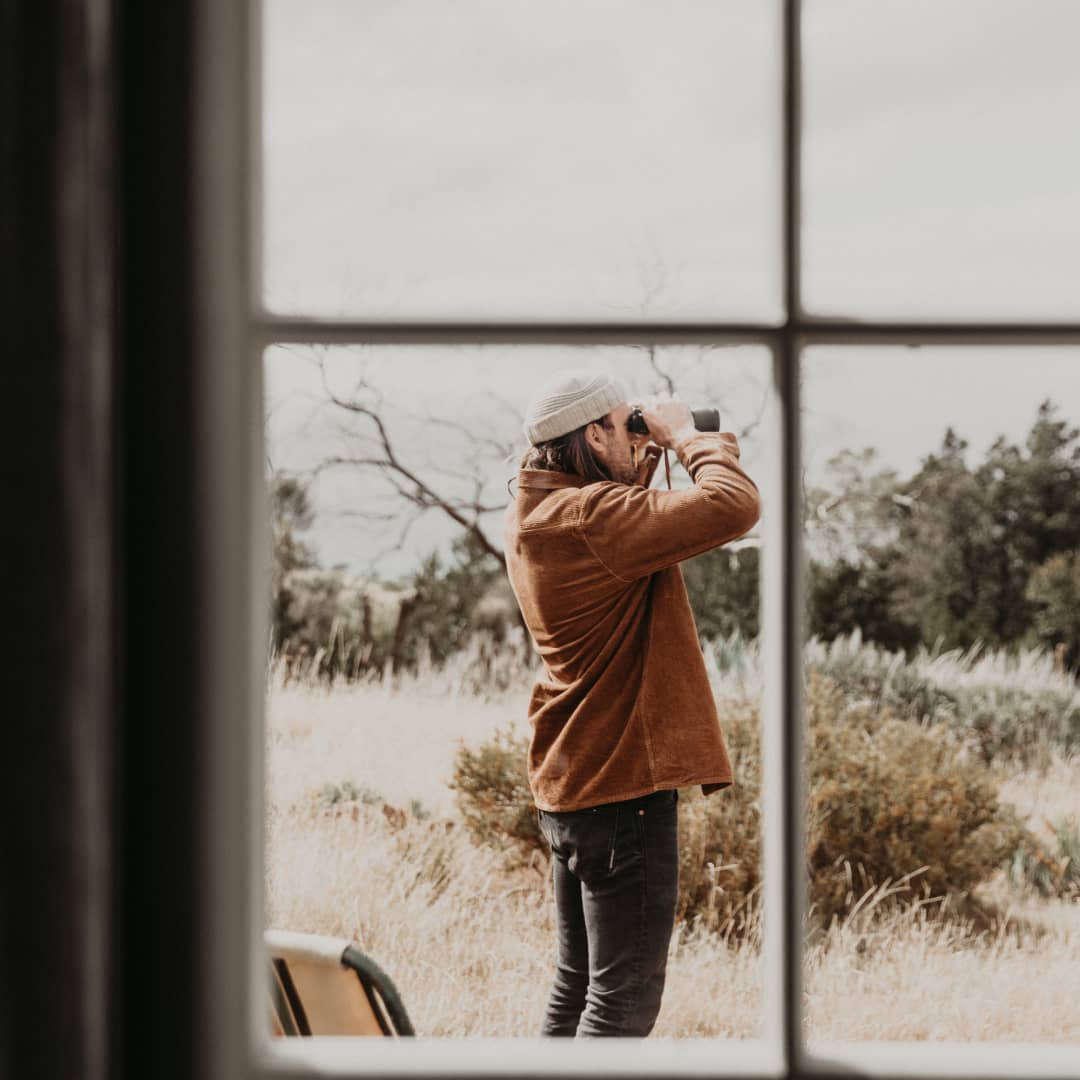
{"left": 632, "top": 444, "right": 664, "bottom": 488}
{"left": 639, "top": 398, "right": 696, "bottom": 450}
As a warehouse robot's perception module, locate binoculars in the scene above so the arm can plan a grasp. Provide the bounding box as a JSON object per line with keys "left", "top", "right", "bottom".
{"left": 627, "top": 406, "right": 720, "bottom": 436}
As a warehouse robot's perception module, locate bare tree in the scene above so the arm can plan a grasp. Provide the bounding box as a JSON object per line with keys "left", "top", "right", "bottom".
{"left": 313, "top": 357, "right": 511, "bottom": 569}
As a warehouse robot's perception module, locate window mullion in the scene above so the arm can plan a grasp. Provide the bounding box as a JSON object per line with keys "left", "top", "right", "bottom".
{"left": 781, "top": 0, "right": 805, "bottom": 1072}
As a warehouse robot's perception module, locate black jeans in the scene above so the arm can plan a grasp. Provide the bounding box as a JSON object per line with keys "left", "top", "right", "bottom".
{"left": 537, "top": 789, "right": 679, "bottom": 1038}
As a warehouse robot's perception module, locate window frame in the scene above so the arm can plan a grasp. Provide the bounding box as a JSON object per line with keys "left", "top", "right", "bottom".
{"left": 190, "top": 0, "right": 1080, "bottom": 1077}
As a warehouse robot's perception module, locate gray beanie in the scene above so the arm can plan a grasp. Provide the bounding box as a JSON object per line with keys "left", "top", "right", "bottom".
{"left": 523, "top": 369, "right": 629, "bottom": 445}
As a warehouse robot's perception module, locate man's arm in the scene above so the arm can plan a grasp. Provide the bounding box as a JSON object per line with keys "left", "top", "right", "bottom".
{"left": 580, "top": 423, "right": 761, "bottom": 582}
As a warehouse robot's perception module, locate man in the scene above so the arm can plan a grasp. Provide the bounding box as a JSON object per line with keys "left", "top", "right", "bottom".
{"left": 503, "top": 368, "right": 761, "bottom": 1038}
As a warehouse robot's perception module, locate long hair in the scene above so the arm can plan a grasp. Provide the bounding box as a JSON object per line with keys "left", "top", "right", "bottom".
{"left": 519, "top": 414, "right": 614, "bottom": 484}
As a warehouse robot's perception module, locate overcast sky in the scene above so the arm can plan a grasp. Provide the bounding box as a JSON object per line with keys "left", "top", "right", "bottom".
{"left": 262, "top": 1, "right": 1080, "bottom": 578}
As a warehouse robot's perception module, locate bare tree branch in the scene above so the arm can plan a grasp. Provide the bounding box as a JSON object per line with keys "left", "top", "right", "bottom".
{"left": 313, "top": 455, "right": 390, "bottom": 473}
{"left": 332, "top": 507, "right": 400, "bottom": 523}
{"left": 643, "top": 345, "right": 676, "bottom": 396}
{"left": 484, "top": 388, "right": 525, "bottom": 426}
{"left": 396, "top": 405, "right": 517, "bottom": 461}
{"left": 315, "top": 359, "right": 506, "bottom": 566}
{"left": 362, "top": 507, "right": 427, "bottom": 576}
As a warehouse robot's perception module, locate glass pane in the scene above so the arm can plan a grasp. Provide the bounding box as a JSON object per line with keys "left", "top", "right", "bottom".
{"left": 262, "top": 2, "right": 781, "bottom": 322}
{"left": 803, "top": 1, "right": 1080, "bottom": 320}
{"left": 801, "top": 347, "right": 1080, "bottom": 1044}
{"left": 263, "top": 344, "right": 772, "bottom": 1040}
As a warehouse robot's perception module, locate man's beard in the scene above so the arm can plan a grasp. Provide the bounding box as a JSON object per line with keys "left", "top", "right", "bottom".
{"left": 610, "top": 448, "right": 640, "bottom": 485}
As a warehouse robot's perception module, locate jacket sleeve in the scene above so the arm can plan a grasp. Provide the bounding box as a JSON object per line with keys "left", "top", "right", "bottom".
{"left": 578, "top": 431, "right": 761, "bottom": 582}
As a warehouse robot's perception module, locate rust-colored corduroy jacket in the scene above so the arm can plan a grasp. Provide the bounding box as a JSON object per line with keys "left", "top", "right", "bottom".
{"left": 503, "top": 431, "right": 761, "bottom": 812}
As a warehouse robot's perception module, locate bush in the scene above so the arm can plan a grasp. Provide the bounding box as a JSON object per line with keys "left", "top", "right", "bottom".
{"left": 807, "top": 632, "right": 961, "bottom": 727}
{"left": 449, "top": 726, "right": 545, "bottom": 868}
{"left": 804, "top": 676, "right": 1021, "bottom": 925}
{"left": 317, "top": 780, "right": 382, "bottom": 809}
{"left": 1008, "top": 816, "right": 1080, "bottom": 900}
{"left": 275, "top": 568, "right": 408, "bottom": 680}
{"left": 949, "top": 683, "right": 1080, "bottom": 766}
{"left": 673, "top": 698, "right": 761, "bottom": 937}
{"left": 450, "top": 674, "right": 1025, "bottom": 935}
{"left": 677, "top": 675, "right": 1021, "bottom": 933}
{"left": 806, "top": 631, "right": 1080, "bottom": 767}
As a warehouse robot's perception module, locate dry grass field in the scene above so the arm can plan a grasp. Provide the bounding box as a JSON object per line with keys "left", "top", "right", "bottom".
{"left": 264, "top": 660, "right": 1080, "bottom": 1042}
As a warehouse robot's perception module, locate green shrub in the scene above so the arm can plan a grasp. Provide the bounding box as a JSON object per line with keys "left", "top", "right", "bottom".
{"left": 676, "top": 675, "right": 1020, "bottom": 933}
{"left": 317, "top": 780, "right": 382, "bottom": 808}
{"left": 705, "top": 628, "right": 756, "bottom": 682}
{"left": 807, "top": 632, "right": 1080, "bottom": 767}
{"left": 674, "top": 698, "right": 761, "bottom": 937}
{"left": 450, "top": 674, "right": 1025, "bottom": 935}
{"left": 949, "top": 683, "right": 1080, "bottom": 766}
{"left": 804, "top": 676, "right": 1022, "bottom": 925}
{"left": 1008, "top": 816, "right": 1080, "bottom": 899}
{"left": 808, "top": 637, "right": 960, "bottom": 727}
{"left": 449, "top": 726, "right": 545, "bottom": 868}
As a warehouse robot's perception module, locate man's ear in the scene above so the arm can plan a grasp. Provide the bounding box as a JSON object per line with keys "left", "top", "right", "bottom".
{"left": 584, "top": 421, "right": 607, "bottom": 456}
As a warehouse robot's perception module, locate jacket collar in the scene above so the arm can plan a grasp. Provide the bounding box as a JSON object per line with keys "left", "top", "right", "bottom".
{"left": 517, "top": 468, "right": 589, "bottom": 491}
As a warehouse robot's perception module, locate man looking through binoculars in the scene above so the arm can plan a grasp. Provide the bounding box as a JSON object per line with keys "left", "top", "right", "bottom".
{"left": 503, "top": 368, "right": 761, "bottom": 1038}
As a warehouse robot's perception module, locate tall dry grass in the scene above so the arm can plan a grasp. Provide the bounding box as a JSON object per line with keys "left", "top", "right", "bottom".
{"left": 265, "top": 654, "right": 1080, "bottom": 1041}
